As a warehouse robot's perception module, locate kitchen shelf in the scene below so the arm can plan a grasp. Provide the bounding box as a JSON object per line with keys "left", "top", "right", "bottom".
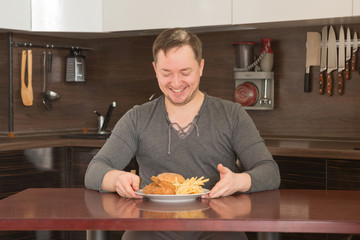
{"left": 234, "top": 71, "right": 274, "bottom": 110}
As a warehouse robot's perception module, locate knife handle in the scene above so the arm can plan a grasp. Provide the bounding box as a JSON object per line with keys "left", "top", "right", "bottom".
{"left": 351, "top": 51, "right": 357, "bottom": 71}
{"left": 326, "top": 73, "right": 332, "bottom": 96}
{"left": 338, "top": 71, "right": 343, "bottom": 95}
{"left": 345, "top": 60, "right": 350, "bottom": 80}
{"left": 304, "top": 72, "right": 310, "bottom": 92}
{"left": 319, "top": 72, "right": 324, "bottom": 94}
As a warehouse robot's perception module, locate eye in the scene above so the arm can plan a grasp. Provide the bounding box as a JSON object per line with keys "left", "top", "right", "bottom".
{"left": 161, "top": 71, "right": 171, "bottom": 77}
{"left": 181, "top": 70, "right": 191, "bottom": 76}
{"left": 163, "top": 73, "right": 171, "bottom": 77}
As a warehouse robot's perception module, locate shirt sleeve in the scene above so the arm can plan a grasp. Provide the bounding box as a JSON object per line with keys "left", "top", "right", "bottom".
{"left": 231, "top": 105, "right": 281, "bottom": 192}
{"left": 84, "top": 108, "right": 138, "bottom": 191}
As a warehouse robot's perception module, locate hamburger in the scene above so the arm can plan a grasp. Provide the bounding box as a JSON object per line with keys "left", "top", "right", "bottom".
{"left": 143, "top": 172, "right": 185, "bottom": 195}
{"left": 156, "top": 173, "right": 185, "bottom": 184}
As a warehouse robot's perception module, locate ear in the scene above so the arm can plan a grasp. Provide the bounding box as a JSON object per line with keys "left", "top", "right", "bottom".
{"left": 199, "top": 59, "right": 205, "bottom": 77}
{"left": 152, "top": 61, "right": 157, "bottom": 75}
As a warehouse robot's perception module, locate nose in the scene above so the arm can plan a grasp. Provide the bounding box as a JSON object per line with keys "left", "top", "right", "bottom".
{"left": 170, "top": 74, "right": 182, "bottom": 88}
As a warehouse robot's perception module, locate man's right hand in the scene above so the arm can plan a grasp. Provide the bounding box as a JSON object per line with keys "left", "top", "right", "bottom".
{"left": 102, "top": 170, "right": 142, "bottom": 198}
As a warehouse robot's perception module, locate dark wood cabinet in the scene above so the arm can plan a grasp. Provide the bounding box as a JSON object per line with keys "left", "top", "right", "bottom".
{"left": 327, "top": 159, "right": 360, "bottom": 190}
{"left": 275, "top": 156, "right": 327, "bottom": 190}
{"left": 67, "top": 147, "right": 100, "bottom": 188}
{"left": 0, "top": 148, "right": 66, "bottom": 199}
{"left": 0, "top": 148, "right": 66, "bottom": 240}
{"left": 274, "top": 156, "right": 360, "bottom": 191}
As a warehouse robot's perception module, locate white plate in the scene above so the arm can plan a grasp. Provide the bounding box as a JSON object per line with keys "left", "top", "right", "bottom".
{"left": 135, "top": 189, "right": 210, "bottom": 202}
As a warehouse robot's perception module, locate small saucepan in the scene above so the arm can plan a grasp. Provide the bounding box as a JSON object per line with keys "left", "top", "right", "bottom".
{"left": 234, "top": 82, "right": 259, "bottom": 106}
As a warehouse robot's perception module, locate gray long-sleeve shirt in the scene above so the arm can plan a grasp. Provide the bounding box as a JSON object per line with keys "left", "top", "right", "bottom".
{"left": 85, "top": 94, "right": 280, "bottom": 192}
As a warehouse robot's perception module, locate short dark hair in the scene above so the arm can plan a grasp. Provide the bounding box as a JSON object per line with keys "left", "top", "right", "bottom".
{"left": 152, "top": 28, "right": 202, "bottom": 64}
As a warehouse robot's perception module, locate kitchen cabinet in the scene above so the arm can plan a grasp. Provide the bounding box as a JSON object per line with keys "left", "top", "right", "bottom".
{"left": 0, "top": 0, "right": 31, "bottom": 31}
{"left": 68, "top": 147, "right": 100, "bottom": 188}
{"left": 0, "top": 148, "right": 66, "bottom": 240}
{"left": 274, "top": 156, "right": 360, "bottom": 191}
{"left": 353, "top": 0, "right": 360, "bottom": 16}
{"left": 233, "top": 0, "right": 353, "bottom": 25}
{"left": 103, "top": 0, "right": 232, "bottom": 32}
{"left": 31, "top": 0, "right": 103, "bottom": 32}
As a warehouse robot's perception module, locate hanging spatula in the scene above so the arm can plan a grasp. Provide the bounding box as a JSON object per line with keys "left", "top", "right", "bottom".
{"left": 21, "top": 49, "right": 33, "bottom": 106}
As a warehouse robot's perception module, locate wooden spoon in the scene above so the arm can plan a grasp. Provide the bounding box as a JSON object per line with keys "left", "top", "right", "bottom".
{"left": 21, "top": 49, "right": 33, "bottom": 106}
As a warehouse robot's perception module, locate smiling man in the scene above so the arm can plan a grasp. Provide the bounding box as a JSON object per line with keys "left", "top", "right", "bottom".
{"left": 85, "top": 28, "right": 280, "bottom": 240}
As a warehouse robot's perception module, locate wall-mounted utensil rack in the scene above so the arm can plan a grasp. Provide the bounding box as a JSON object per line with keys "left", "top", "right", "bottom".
{"left": 6, "top": 34, "right": 92, "bottom": 137}
{"left": 11, "top": 41, "right": 92, "bottom": 50}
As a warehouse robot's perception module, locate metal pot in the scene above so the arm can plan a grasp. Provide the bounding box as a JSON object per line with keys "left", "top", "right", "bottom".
{"left": 233, "top": 42, "right": 256, "bottom": 70}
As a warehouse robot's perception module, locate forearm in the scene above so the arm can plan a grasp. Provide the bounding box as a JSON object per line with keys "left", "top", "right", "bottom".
{"left": 238, "top": 142, "right": 280, "bottom": 192}
{"left": 235, "top": 172, "right": 252, "bottom": 193}
{"left": 246, "top": 160, "right": 280, "bottom": 192}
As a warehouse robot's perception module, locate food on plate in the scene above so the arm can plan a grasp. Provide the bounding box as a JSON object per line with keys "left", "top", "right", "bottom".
{"left": 142, "top": 172, "right": 209, "bottom": 195}
{"left": 143, "top": 173, "right": 184, "bottom": 195}
{"left": 174, "top": 176, "right": 209, "bottom": 195}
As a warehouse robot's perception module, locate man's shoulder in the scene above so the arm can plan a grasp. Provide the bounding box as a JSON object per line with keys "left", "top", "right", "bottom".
{"left": 205, "top": 94, "right": 241, "bottom": 111}
{"left": 127, "top": 96, "right": 163, "bottom": 119}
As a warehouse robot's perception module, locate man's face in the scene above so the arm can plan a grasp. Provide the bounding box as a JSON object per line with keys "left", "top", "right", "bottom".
{"left": 153, "top": 45, "right": 204, "bottom": 106}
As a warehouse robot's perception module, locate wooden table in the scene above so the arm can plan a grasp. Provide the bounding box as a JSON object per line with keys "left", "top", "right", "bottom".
{"left": 0, "top": 188, "right": 359, "bottom": 240}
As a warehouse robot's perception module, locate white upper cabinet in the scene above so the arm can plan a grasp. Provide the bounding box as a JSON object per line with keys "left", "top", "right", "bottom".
{"left": 103, "top": 0, "right": 232, "bottom": 32}
{"left": 353, "top": 0, "right": 360, "bottom": 16}
{"left": 0, "top": 0, "right": 359, "bottom": 33}
{"left": 233, "top": 0, "right": 353, "bottom": 25}
{"left": 0, "top": 0, "right": 31, "bottom": 31}
{"left": 31, "top": 0, "right": 103, "bottom": 32}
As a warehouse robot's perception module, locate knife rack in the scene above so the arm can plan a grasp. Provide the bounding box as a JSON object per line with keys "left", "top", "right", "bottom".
{"left": 234, "top": 70, "right": 274, "bottom": 110}
{"left": 320, "top": 40, "right": 359, "bottom": 48}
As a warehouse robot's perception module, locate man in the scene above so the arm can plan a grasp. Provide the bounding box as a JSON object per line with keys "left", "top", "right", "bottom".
{"left": 85, "top": 28, "right": 280, "bottom": 239}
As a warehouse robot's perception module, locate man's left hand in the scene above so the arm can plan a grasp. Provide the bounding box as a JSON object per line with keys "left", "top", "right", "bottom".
{"left": 202, "top": 163, "right": 251, "bottom": 198}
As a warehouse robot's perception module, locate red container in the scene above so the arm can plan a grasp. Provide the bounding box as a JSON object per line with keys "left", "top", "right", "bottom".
{"left": 234, "top": 82, "right": 259, "bottom": 106}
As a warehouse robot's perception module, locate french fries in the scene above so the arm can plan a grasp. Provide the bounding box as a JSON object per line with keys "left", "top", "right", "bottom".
{"left": 173, "top": 176, "right": 209, "bottom": 195}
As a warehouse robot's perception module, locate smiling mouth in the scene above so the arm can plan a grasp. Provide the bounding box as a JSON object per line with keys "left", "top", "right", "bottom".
{"left": 171, "top": 88, "right": 185, "bottom": 93}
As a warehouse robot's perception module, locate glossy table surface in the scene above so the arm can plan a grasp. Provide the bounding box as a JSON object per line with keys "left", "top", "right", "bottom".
{"left": 0, "top": 188, "right": 360, "bottom": 234}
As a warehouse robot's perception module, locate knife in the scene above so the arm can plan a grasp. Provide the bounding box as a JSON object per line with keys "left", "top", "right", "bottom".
{"left": 337, "top": 26, "right": 345, "bottom": 95}
{"left": 345, "top": 28, "right": 351, "bottom": 80}
{"left": 327, "top": 26, "right": 337, "bottom": 96}
{"left": 304, "top": 32, "right": 321, "bottom": 92}
{"left": 319, "top": 26, "right": 327, "bottom": 94}
{"left": 352, "top": 32, "right": 358, "bottom": 71}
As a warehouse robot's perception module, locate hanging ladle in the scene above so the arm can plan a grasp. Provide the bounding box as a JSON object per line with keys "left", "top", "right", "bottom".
{"left": 45, "top": 49, "right": 60, "bottom": 101}
{"left": 41, "top": 51, "right": 60, "bottom": 110}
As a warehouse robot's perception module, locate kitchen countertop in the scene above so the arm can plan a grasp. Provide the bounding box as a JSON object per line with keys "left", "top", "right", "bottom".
{"left": 264, "top": 136, "right": 360, "bottom": 160}
{"left": 0, "top": 135, "right": 106, "bottom": 151}
{"left": 0, "top": 135, "right": 360, "bottom": 160}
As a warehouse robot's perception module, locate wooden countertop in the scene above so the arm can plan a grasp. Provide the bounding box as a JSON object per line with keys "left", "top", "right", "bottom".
{"left": 265, "top": 137, "right": 360, "bottom": 160}
{"left": 0, "top": 136, "right": 106, "bottom": 151}
{"left": 0, "top": 135, "right": 360, "bottom": 160}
